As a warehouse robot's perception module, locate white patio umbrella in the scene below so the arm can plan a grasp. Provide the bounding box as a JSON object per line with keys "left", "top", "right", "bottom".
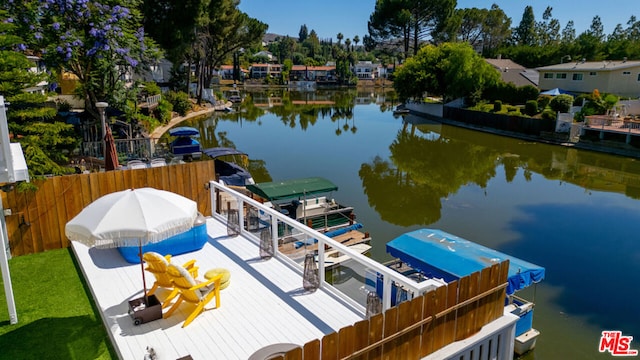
{"left": 65, "top": 187, "right": 198, "bottom": 302}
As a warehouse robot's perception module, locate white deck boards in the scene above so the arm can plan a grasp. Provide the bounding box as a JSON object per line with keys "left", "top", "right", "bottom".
{"left": 72, "top": 218, "right": 365, "bottom": 360}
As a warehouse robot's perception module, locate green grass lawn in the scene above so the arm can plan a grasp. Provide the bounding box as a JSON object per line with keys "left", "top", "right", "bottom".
{"left": 0, "top": 248, "right": 116, "bottom": 360}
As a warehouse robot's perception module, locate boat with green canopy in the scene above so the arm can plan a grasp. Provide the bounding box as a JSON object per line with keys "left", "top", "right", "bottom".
{"left": 246, "top": 177, "right": 355, "bottom": 231}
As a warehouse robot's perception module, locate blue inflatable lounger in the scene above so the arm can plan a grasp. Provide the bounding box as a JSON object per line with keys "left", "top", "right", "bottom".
{"left": 118, "top": 213, "right": 208, "bottom": 264}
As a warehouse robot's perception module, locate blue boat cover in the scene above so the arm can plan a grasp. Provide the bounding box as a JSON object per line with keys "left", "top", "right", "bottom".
{"left": 386, "top": 229, "right": 545, "bottom": 295}
{"left": 169, "top": 126, "right": 200, "bottom": 137}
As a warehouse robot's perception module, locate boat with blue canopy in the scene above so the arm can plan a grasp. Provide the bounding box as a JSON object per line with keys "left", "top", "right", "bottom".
{"left": 169, "top": 127, "right": 201, "bottom": 158}
{"left": 383, "top": 228, "right": 545, "bottom": 356}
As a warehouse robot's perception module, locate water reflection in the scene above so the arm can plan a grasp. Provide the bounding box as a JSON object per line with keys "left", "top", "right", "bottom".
{"left": 182, "top": 89, "right": 640, "bottom": 358}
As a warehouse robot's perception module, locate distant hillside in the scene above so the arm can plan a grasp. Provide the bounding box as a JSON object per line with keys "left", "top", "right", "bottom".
{"left": 262, "top": 33, "right": 298, "bottom": 44}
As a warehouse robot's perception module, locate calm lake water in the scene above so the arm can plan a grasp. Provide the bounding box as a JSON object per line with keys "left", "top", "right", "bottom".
{"left": 181, "top": 88, "right": 640, "bottom": 359}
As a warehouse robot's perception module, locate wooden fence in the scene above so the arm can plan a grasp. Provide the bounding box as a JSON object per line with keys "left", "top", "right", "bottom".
{"left": 1, "top": 161, "right": 215, "bottom": 257}
{"left": 276, "top": 261, "right": 510, "bottom": 360}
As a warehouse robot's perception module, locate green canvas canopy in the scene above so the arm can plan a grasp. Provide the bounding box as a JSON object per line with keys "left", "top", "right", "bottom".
{"left": 246, "top": 177, "right": 338, "bottom": 201}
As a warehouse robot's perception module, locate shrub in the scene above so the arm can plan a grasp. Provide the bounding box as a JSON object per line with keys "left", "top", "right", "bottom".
{"left": 493, "top": 100, "right": 502, "bottom": 112}
{"left": 154, "top": 99, "right": 173, "bottom": 123}
{"left": 541, "top": 109, "right": 556, "bottom": 121}
{"left": 574, "top": 93, "right": 590, "bottom": 106}
{"left": 550, "top": 94, "right": 573, "bottom": 113}
{"left": 164, "top": 91, "right": 191, "bottom": 116}
{"left": 524, "top": 100, "right": 538, "bottom": 116}
{"left": 144, "top": 81, "right": 161, "bottom": 96}
{"left": 57, "top": 100, "right": 71, "bottom": 112}
{"left": 517, "top": 85, "right": 540, "bottom": 103}
{"left": 537, "top": 95, "right": 552, "bottom": 109}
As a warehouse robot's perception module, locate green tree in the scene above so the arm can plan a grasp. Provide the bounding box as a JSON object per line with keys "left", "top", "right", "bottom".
{"left": 454, "top": 8, "right": 487, "bottom": 49}
{"left": 561, "top": 20, "right": 576, "bottom": 44}
{"left": 575, "top": 16, "right": 606, "bottom": 61}
{"left": 536, "top": 6, "right": 560, "bottom": 46}
{"left": 298, "top": 24, "right": 308, "bottom": 42}
{"left": 0, "top": 10, "right": 77, "bottom": 176}
{"left": 196, "top": 1, "right": 267, "bottom": 101}
{"left": 143, "top": 0, "right": 207, "bottom": 65}
{"left": 368, "top": 0, "right": 455, "bottom": 58}
{"left": 336, "top": 32, "right": 344, "bottom": 47}
{"left": 393, "top": 42, "right": 500, "bottom": 101}
{"left": 482, "top": 5, "right": 511, "bottom": 54}
{"left": 514, "top": 5, "right": 536, "bottom": 46}
{"left": 6, "top": 0, "right": 160, "bottom": 114}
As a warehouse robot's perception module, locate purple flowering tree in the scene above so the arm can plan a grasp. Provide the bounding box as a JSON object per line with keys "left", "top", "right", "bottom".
{"left": 5, "top": 0, "right": 160, "bottom": 113}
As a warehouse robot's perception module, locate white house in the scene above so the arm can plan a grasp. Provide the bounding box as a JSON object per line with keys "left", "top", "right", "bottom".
{"left": 537, "top": 59, "right": 640, "bottom": 97}
{"left": 353, "top": 61, "right": 376, "bottom": 80}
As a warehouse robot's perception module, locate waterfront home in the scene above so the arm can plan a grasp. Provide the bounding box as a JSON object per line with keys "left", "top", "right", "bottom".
{"left": 537, "top": 59, "right": 640, "bottom": 97}
{"left": 485, "top": 58, "right": 539, "bottom": 87}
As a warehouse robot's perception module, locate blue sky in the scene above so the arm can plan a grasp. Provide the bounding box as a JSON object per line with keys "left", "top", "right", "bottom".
{"left": 238, "top": 0, "right": 639, "bottom": 42}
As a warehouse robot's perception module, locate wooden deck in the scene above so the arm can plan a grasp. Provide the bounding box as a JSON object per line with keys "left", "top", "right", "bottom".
{"left": 72, "top": 218, "right": 364, "bottom": 360}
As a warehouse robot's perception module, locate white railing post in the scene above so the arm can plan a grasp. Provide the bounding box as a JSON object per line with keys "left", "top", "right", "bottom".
{"left": 237, "top": 199, "right": 244, "bottom": 235}
{"left": 270, "top": 214, "right": 278, "bottom": 257}
{"left": 317, "top": 238, "right": 325, "bottom": 285}
{"left": 382, "top": 274, "right": 392, "bottom": 311}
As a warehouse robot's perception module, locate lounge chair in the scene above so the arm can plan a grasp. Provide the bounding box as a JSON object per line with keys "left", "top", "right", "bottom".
{"left": 142, "top": 252, "right": 198, "bottom": 308}
{"left": 164, "top": 263, "right": 222, "bottom": 327}
{"left": 127, "top": 160, "right": 147, "bottom": 169}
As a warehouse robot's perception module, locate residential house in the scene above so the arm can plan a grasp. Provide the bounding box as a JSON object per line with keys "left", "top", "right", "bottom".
{"left": 537, "top": 59, "right": 640, "bottom": 97}
{"left": 354, "top": 61, "right": 376, "bottom": 80}
{"left": 249, "top": 63, "right": 281, "bottom": 79}
{"left": 485, "top": 58, "right": 539, "bottom": 87}
{"left": 253, "top": 50, "right": 274, "bottom": 62}
{"left": 289, "top": 65, "right": 337, "bottom": 83}
{"left": 133, "top": 58, "right": 173, "bottom": 84}
{"left": 24, "top": 56, "right": 49, "bottom": 94}
{"left": 218, "top": 65, "right": 235, "bottom": 80}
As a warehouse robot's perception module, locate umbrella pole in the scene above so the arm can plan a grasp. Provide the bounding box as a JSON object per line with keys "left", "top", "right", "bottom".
{"left": 139, "top": 241, "right": 148, "bottom": 304}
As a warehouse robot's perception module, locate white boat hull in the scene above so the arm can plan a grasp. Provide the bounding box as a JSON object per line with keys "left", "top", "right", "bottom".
{"left": 514, "top": 328, "right": 540, "bottom": 355}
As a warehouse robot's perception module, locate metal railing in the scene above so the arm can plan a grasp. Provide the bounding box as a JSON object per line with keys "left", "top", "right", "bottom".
{"left": 208, "top": 180, "right": 444, "bottom": 313}
{"left": 146, "top": 94, "right": 161, "bottom": 107}
{"left": 585, "top": 115, "right": 640, "bottom": 133}
{"left": 81, "top": 138, "right": 158, "bottom": 159}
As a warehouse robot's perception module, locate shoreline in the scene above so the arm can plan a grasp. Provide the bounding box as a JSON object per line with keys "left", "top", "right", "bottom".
{"left": 406, "top": 104, "right": 640, "bottom": 160}
{"left": 149, "top": 106, "right": 217, "bottom": 138}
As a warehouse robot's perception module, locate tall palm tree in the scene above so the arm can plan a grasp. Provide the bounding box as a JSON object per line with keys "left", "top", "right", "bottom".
{"left": 353, "top": 35, "right": 360, "bottom": 50}
{"left": 345, "top": 38, "right": 352, "bottom": 52}
{"left": 337, "top": 32, "right": 344, "bottom": 47}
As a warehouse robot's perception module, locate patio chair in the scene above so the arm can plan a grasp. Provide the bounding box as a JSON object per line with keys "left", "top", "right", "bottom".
{"left": 142, "top": 252, "right": 198, "bottom": 308}
{"left": 164, "top": 263, "right": 223, "bottom": 328}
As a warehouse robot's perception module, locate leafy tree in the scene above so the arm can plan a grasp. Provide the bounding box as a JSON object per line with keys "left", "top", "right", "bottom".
{"left": 573, "top": 17, "right": 605, "bottom": 60}
{"left": 536, "top": 6, "right": 560, "bottom": 46}
{"left": 393, "top": 42, "right": 500, "bottom": 101}
{"left": 454, "top": 8, "right": 487, "bottom": 49}
{"left": 561, "top": 20, "right": 576, "bottom": 44}
{"left": 298, "top": 24, "right": 308, "bottom": 42}
{"left": 143, "top": 0, "right": 206, "bottom": 65}
{"left": 302, "top": 29, "right": 321, "bottom": 59}
{"left": 0, "top": 10, "right": 77, "bottom": 176}
{"left": 195, "top": 1, "right": 267, "bottom": 101}
{"left": 368, "top": 0, "right": 455, "bottom": 58}
{"left": 513, "top": 5, "right": 536, "bottom": 46}
{"left": 6, "top": 0, "right": 160, "bottom": 115}
{"left": 353, "top": 35, "right": 360, "bottom": 49}
{"left": 481, "top": 5, "right": 511, "bottom": 55}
